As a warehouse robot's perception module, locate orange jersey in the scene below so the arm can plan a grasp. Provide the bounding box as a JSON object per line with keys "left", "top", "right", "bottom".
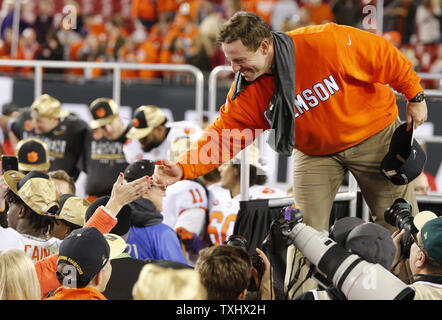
{"left": 177, "top": 23, "right": 423, "bottom": 180}
{"left": 131, "top": 0, "right": 157, "bottom": 21}
{"left": 249, "top": 0, "right": 278, "bottom": 26}
{"left": 136, "top": 40, "right": 160, "bottom": 79}
{"left": 45, "top": 286, "right": 108, "bottom": 300}
{"left": 157, "top": 0, "right": 180, "bottom": 15}
{"left": 306, "top": 2, "right": 336, "bottom": 25}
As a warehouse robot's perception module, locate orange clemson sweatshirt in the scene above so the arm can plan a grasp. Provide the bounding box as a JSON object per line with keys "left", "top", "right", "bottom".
{"left": 177, "top": 23, "right": 423, "bottom": 180}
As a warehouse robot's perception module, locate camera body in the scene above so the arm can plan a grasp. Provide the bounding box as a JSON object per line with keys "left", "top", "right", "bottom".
{"left": 225, "top": 234, "right": 264, "bottom": 291}
{"left": 262, "top": 204, "right": 303, "bottom": 253}
{"left": 384, "top": 198, "right": 418, "bottom": 259}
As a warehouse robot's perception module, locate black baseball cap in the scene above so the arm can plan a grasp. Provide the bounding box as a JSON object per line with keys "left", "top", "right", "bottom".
{"left": 15, "top": 138, "right": 50, "bottom": 172}
{"left": 380, "top": 121, "right": 426, "bottom": 185}
{"left": 84, "top": 196, "right": 131, "bottom": 236}
{"left": 89, "top": 98, "right": 119, "bottom": 129}
{"left": 123, "top": 160, "right": 155, "bottom": 182}
{"left": 57, "top": 227, "right": 126, "bottom": 284}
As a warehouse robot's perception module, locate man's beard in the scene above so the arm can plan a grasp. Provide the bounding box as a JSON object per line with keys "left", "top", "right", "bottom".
{"left": 141, "top": 139, "right": 163, "bottom": 152}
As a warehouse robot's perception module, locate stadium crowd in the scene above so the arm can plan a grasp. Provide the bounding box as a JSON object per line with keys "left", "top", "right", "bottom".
{"left": 0, "top": 0, "right": 441, "bottom": 302}
{"left": 0, "top": 0, "right": 440, "bottom": 87}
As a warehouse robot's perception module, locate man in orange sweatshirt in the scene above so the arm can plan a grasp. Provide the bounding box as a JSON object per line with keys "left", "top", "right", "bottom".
{"left": 153, "top": 12, "right": 427, "bottom": 290}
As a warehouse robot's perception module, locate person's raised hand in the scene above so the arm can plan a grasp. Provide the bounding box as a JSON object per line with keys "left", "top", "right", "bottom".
{"left": 255, "top": 248, "right": 274, "bottom": 300}
{"left": 105, "top": 172, "right": 153, "bottom": 216}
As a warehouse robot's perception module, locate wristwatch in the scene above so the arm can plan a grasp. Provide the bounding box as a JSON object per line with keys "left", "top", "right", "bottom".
{"left": 409, "top": 92, "right": 425, "bottom": 103}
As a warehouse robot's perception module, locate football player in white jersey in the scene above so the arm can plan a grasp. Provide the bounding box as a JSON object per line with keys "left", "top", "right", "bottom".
{"left": 161, "top": 135, "right": 208, "bottom": 265}
{"left": 1, "top": 171, "right": 62, "bottom": 262}
{"left": 124, "top": 105, "right": 202, "bottom": 163}
{"left": 207, "top": 144, "right": 286, "bottom": 246}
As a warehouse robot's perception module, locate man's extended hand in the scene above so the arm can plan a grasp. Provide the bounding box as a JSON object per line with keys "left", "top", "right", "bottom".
{"left": 153, "top": 160, "right": 183, "bottom": 190}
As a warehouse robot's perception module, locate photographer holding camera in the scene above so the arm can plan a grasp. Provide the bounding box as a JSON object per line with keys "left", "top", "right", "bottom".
{"left": 224, "top": 235, "right": 275, "bottom": 300}
{"left": 195, "top": 242, "right": 273, "bottom": 300}
{"left": 391, "top": 210, "right": 442, "bottom": 299}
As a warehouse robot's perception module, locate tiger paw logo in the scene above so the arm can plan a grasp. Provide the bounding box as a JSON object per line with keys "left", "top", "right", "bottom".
{"left": 96, "top": 107, "right": 106, "bottom": 118}
{"left": 184, "top": 127, "right": 195, "bottom": 135}
{"left": 27, "top": 151, "right": 39, "bottom": 163}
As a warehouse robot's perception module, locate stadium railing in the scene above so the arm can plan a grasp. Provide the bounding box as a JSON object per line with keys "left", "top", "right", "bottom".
{"left": 0, "top": 59, "right": 205, "bottom": 126}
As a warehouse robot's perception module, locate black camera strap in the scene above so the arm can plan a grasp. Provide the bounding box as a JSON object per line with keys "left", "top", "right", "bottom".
{"left": 390, "top": 256, "right": 406, "bottom": 275}
{"left": 285, "top": 249, "right": 301, "bottom": 298}
{"left": 286, "top": 248, "right": 313, "bottom": 300}
{"left": 289, "top": 263, "right": 314, "bottom": 300}
{"left": 412, "top": 273, "right": 442, "bottom": 285}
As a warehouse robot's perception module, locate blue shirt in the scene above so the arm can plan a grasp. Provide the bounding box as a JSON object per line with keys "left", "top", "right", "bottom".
{"left": 126, "top": 223, "right": 187, "bottom": 265}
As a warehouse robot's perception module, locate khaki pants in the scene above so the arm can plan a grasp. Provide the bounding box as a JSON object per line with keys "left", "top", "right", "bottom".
{"left": 286, "top": 118, "right": 418, "bottom": 297}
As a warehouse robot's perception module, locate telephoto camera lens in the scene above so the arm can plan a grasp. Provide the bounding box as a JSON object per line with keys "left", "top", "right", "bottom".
{"left": 288, "top": 221, "right": 415, "bottom": 300}
{"left": 384, "top": 198, "right": 414, "bottom": 231}
{"left": 384, "top": 198, "right": 418, "bottom": 259}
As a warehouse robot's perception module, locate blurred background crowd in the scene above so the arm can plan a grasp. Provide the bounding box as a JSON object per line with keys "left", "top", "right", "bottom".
{"left": 0, "top": 0, "right": 440, "bottom": 88}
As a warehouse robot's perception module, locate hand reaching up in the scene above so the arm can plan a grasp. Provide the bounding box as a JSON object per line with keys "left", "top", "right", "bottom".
{"left": 105, "top": 172, "right": 153, "bottom": 216}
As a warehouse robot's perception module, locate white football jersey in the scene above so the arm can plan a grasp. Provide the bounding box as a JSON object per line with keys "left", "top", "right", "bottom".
{"left": 0, "top": 227, "right": 60, "bottom": 262}
{"left": 207, "top": 183, "right": 239, "bottom": 246}
{"left": 123, "top": 121, "right": 202, "bottom": 164}
{"left": 162, "top": 179, "right": 208, "bottom": 238}
{"left": 207, "top": 183, "right": 287, "bottom": 246}
{"left": 246, "top": 184, "right": 287, "bottom": 200}
{"left": 123, "top": 137, "right": 170, "bottom": 163}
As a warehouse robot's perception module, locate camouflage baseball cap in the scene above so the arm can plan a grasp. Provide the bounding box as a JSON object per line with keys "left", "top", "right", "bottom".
{"left": 3, "top": 170, "right": 60, "bottom": 215}
{"left": 31, "top": 94, "right": 69, "bottom": 119}
{"left": 126, "top": 105, "right": 166, "bottom": 140}
{"left": 56, "top": 194, "right": 90, "bottom": 227}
